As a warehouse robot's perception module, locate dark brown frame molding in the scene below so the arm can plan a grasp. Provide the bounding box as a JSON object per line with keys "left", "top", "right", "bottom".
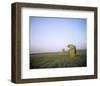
{"left": 11, "top": 2, "right": 97, "bottom": 83}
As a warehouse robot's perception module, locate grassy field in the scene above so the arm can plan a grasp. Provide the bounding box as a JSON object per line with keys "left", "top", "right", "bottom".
{"left": 30, "top": 50, "right": 87, "bottom": 69}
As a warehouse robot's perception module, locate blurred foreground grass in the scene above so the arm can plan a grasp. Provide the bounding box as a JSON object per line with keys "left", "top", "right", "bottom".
{"left": 30, "top": 50, "right": 86, "bottom": 69}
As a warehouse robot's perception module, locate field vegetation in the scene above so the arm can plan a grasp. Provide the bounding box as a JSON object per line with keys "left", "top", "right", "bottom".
{"left": 30, "top": 50, "right": 86, "bottom": 69}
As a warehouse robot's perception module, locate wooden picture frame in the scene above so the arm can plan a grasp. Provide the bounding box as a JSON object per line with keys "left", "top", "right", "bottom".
{"left": 11, "top": 2, "right": 97, "bottom": 83}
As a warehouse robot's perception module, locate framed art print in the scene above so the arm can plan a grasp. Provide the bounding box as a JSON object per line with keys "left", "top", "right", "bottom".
{"left": 11, "top": 2, "right": 97, "bottom": 83}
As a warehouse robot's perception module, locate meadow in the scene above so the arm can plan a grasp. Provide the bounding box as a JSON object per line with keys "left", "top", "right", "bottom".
{"left": 30, "top": 50, "right": 86, "bottom": 69}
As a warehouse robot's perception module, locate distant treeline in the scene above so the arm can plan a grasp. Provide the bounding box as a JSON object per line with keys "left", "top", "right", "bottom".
{"left": 30, "top": 49, "right": 86, "bottom": 55}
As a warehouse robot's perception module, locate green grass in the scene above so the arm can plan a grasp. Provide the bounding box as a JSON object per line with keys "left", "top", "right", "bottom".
{"left": 30, "top": 50, "right": 87, "bottom": 69}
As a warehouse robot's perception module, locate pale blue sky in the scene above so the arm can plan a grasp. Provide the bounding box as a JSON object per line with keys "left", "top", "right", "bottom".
{"left": 29, "top": 16, "right": 87, "bottom": 54}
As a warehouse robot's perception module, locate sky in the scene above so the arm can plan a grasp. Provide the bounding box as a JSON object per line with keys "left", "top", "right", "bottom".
{"left": 29, "top": 16, "right": 87, "bottom": 54}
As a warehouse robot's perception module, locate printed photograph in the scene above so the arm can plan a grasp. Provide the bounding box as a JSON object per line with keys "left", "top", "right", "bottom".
{"left": 29, "top": 16, "right": 87, "bottom": 69}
